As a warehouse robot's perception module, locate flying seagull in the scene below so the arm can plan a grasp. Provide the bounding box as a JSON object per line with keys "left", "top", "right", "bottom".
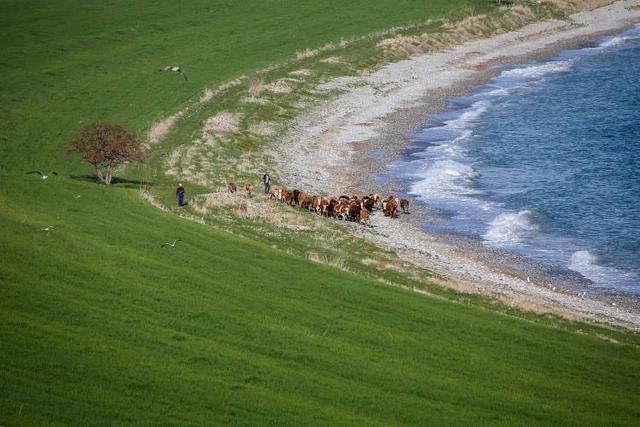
{"left": 27, "top": 170, "right": 58, "bottom": 180}
{"left": 161, "top": 239, "right": 182, "bottom": 248}
{"left": 159, "top": 66, "right": 188, "bottom": 81}
{"left": 41, "top": 225, "right": 55, "bottom": 233}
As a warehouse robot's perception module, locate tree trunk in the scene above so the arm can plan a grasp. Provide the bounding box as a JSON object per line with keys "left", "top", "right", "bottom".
{"left": 95, "top": 167, "right": 108, "bottom": 184}
{"left": 105, "top": 165, "right": 113, "bottom": 185}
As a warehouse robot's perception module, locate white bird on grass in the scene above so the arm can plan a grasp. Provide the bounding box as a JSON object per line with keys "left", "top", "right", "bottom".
{"left": 161, "top": 239, "right": 182, "bottom": 248}
{"left": 41, "top": 225, "right": 55, "bottom": 233}
{"left": 27, "top": 170, "right": 58, "bottom": 180}
{"left": 159, "top": 65, "right": 188, "bottom": 81}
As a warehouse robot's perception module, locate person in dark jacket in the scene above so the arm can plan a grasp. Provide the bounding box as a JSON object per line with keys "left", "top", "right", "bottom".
{"left": 176, "top": 183, "right": 185, "bottom": 206}
{"left": 262, "top": 172, "right": 271, "bottom": 195}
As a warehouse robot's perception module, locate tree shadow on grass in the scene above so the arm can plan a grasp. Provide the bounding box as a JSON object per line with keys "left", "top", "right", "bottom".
{"left": 70, "top": 174, "right": 155, "bottom": 188}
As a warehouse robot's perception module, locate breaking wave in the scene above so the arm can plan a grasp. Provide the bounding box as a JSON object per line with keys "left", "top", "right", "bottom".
{"left": 409, "top": 159, "right": 479, "bottom": 197}
{"left": 599, "top": 35, "right": 632, "bottom": 48}
{"left": 500, "top": 60, "right": 573, "bottom": 80}
{"left": 387, "top": 24, "right": 640, "bottom": 291}
{"left": 483, "top": 210, "right": 539, "bottom": 245}
{"left": 444, "top": 100, "right": 490, "bottom": 129}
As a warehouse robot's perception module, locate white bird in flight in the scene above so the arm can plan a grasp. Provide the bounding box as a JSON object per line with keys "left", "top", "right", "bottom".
{"left": 41, "top": 225, "right": 55, "bottom": 233}
{"left": 161, "top": 239, "right": 182, "bottom": 248}
{"left": 27, "top": 170, "right": 58, "bottom": 180}
{"left": 159, "top": 66, "right": 188, "bottom": 81}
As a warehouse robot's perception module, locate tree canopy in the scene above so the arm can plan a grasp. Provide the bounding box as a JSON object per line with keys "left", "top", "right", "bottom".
{"left": 68, "top": 122, "right": 145, "bottom": 184}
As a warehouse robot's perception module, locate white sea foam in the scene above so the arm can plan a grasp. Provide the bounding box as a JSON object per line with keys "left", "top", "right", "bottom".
{"left": 599, "top": 36, "right": 624, "bottom": 48}
{"left": 569, "top": 250, "right": 600, "bottom": 272}
{"left": 599, "top": 35, "right": 631, "bottom": 48}
{"left": 438, "top": 129, "right": 473, "bottom": 157}
{"left": 483, "top": 210, "right": 539, "bottom": 245}
{"left": 568, "top": 250, "right": 616, "bottom": 286}
{"left": 500, "top": 60, "right": 573, "bottom": 80}
{"left": 559, "top": 27, "right": 640, "bottom": 57}
{"left": 409, "top": 159, "right": 479, "bottom": 197}
{"left": 568, "top": 250, "right": 638, "bottom": 289}
{"left": 485, "top": 87, "right": 511, "bottom": 97}
{"left": 444, "top": 101, "right": 490, "bottom": 129}
{"left": 408, "top": 101, "right": 483, "bottom": 200}
{"left": 397, "top": 25, "right": 640, "bottom": 293}
{"left": 472, "top": 61, "right": 574, "bottom": 101}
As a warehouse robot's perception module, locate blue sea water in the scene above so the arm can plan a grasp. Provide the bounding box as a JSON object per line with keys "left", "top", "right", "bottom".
{"left": 387, "top": 25, "right": 640, "bottom": 293}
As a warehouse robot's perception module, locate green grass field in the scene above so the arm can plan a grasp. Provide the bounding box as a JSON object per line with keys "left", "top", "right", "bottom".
{"left": 0, "top": 0, "right": 489, "bottom": 173}
{"left": 1, "top": 0, "right": 640, "bottom": 425}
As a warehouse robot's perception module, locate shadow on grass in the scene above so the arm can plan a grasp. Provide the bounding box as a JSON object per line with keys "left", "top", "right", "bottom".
{"left": 71, "top": 174, "right": 155, "bottom": 188}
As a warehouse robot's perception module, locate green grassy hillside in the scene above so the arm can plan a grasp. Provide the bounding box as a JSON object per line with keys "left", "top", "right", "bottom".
{"left": 1, "top": 0, "right": 639, "bottom": 425}
{"left": 2, "top": 178, "right": 640, "bottom": 425}
{"left": 0, "top": 0, "right": 486, "bottom": 173}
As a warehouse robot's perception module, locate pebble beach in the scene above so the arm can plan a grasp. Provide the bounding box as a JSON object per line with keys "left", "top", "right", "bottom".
{"left": 273, "top": 0, "right": 640, "bottom": 330}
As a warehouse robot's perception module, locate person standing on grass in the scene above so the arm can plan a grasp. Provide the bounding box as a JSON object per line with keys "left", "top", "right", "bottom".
{"left": 262, "top": 172, "right": 271, "bottom": 195}
{"left": 176, "top": 183, "right": 185, "bottom": 206}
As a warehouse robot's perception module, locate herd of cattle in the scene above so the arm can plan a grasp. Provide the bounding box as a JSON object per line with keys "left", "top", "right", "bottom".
{"left": 228, "top": 182, "right": 409, "bottom": 225}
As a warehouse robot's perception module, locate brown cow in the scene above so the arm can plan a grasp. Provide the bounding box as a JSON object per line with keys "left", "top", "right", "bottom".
{"left": 383, "top": 197, "right": 397, "bottom": 217}
{"left": 269, "top": 187, "right": 280, "bottom": 200}
{"left": 297, "top": 191, "right": 306, "bottom": 205}
{"left": 311, "top": 196, "right": 322, "bottom": 214}
{"left": 361, "top": 196, "right": 374, "bottom": 212}
{"left": 292, "top": 189, "right": 301, "bottom": 205}
{"left": 327, "top": 198, "right": 339, "bottom": 218}
{"left": 244, "top": 183, "right": 254, "bottom": 197}
{"left": 371, "top": 194, "right": 381, "bottom": 209}
{"left": 319, "top": 197, "right": 331, "bottom": 217}
{"left": 400, "top": 198, "right": 410, "bottom": 214}
{"left": 348, "top": 201, "right": 361, "bottom": 222}
{"left": 280, "top": 188, "right": 292, "bottom": 205}
{"left": 227, "top": 182, "right": 237, "bottom": 194}
{"left": 298, "top": 192, "right": 311, "bottom": 210}
{"left": 359, "top": 210, "right": 370, "bottom": 225}
{"left": 275, "top": 187, "right": 289, "bottom": 203}
{"left": 286, "top": 192, "right": 295, "bottom": 206}
{"left": 333, "top": 202, "right": 349, "bottom": 220}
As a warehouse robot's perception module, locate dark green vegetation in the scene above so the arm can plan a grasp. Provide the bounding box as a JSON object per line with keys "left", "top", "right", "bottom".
{"left": 1, "top": 0, "right": 639, "bottom": 425}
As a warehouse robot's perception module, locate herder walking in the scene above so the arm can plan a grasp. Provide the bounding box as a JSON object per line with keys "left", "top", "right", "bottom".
{"left": 176, "top": 183, "right": 185, "bottom": 206}
{"left": 262, "top": 172, "right": 271, "bottom": 195}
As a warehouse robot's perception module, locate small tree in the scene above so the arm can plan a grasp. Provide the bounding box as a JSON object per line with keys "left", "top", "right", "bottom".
{"left": 68, "top": 122, "right": 146, "bottom": 184}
